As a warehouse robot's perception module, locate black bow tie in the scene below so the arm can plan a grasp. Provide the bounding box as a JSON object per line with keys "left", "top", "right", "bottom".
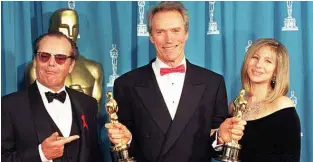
{"left": 45, "top": 91, "right": 66, "bottom": 103}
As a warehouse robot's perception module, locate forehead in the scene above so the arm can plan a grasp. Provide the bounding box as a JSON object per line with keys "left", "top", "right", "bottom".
{"left": 38, "top": 36, "right": 72, "bottom": 55}
{"left": 254, "top": 46, "right": 277, "bottom": 59}
{"left": 152, "top": 10, "right": 185, "bottom": 30}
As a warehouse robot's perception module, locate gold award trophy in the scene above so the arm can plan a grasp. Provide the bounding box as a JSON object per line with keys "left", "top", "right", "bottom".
{"left": 218, "top": 89, "right": 248, "bottom": 162}
{"left": 105, "top": 92, "right": 135, "bottom": 162}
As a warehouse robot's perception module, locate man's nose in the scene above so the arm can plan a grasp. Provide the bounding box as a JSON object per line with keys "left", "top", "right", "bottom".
{"left": 164, "top": 33, "right": 173, "bottom": 43}
{"left": 48, "top": 56, "right": 57, "bottom": 66}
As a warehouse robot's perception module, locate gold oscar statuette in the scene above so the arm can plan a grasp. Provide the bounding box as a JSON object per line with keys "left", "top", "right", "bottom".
{"left": 105, "top": 91, "right": 135, "bottom": 162}
{"left": 217, "top": 89, "right": 248, "bottom": 162}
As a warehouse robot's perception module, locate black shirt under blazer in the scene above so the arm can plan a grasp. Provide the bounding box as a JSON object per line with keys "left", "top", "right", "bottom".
{"left": 113, "top": 59, "right": 228, "bottom": 162}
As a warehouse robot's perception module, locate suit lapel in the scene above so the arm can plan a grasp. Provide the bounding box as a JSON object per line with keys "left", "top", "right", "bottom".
{"left": 66, "top": 88, "right": 89, "bottom": 162}
{"left": 161, "top": 61, "right": 206, "bottom": 156}
{"left": 29, "top": 83, "right": 89, "bottom": 161}
{"left": 134, "top": 63, "right": 172, "bottom": 134}
{"left": 28, "top": 83, "right": 59, "bottom": 143}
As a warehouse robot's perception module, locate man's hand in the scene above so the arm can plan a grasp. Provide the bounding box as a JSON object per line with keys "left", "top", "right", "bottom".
{"left": 218, "top": 117, "right": 247, "bottom": 143}
{"left": 41, "top": 132, "right": 80, "bottom": 160}
{"left": 105, "top": 122, "right": 132, "bottom": 145}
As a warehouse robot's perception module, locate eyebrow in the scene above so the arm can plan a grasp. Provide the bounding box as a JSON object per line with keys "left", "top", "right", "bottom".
{"left": 171, "top": 27, "right": 182, "bottom": 30}
{"left": 155, "top": 27, "right": 183, "bottom": 31}
{"left": 253, "top": 53, "right": 275, "bottom": 60}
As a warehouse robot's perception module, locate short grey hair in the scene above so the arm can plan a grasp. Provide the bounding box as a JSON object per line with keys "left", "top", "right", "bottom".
{"left": 147, "top": 1, "right": 189, "bottom": 34}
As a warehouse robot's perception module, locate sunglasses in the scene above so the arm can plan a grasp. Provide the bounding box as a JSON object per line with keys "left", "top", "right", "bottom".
{"left": 36, "top": 52, "right": 75, "bottom": 65}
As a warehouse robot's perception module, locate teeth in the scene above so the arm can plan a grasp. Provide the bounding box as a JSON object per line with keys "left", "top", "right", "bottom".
{"left": 163, "top": 46, "right": 177, "bottom": 50}
{"left": 253, "top": 71, "right": 262, "bottom": 75}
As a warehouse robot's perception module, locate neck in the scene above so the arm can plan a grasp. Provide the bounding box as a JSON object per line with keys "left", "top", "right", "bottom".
{"left": 250, "top": 83, "right": 271, "bottom": 103}
{"left": 50, "top": 87, "right": 63, "bottom": 92}
{"left": 37, "top": 80, "right": 64, "bottom": 92}
{"left": 159, "top": 54, "right": 185, "bottom": 68}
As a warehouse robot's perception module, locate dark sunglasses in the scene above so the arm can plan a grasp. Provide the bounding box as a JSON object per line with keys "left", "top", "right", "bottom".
{"left": 35, "top": 52, "right": 75, "bottom": 65}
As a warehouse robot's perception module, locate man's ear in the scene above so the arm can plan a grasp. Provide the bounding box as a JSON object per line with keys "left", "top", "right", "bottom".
{"left": 69, "top": 60, "right": 76, "bottom": 73}
{"left": 149, "top": 34, "right": 155, "bottom": 44}
{"left": 33, "top": 58, "right": 37, "bottom": 68}
{"left": 185, "top": 32, "right": 189, "bottom": 41}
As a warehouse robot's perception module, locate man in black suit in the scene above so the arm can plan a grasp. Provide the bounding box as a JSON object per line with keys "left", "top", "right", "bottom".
{"left": 105, "top": 2, "right": 246, "bottom": 162}
{"left": 2, "top": 31, "right": 103, "bottom": 162}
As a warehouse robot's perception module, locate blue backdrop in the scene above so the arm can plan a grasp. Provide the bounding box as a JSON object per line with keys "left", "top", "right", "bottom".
{"left": 1, "top": 1, "right": 312, "bottom": 162}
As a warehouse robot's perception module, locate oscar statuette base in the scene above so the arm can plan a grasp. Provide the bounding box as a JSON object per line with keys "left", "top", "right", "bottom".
{"left": 116, "top": 150, "right": 135, "bottom": 162}
{"left": 215, "top": 143, "right": 241, "bottom": 162}
{"left": 113, "top": 144, "right": 136, "bottom": 162}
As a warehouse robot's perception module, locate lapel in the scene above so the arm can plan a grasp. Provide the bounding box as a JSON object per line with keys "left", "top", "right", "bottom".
{"left": 134, "top": 60, "right": 172, "bottom": 134}
{"left": 29, "top": 83, "right": 89, "bottom": 161}
{"left": 66, "top": 87, "right": 89, "bottom": 162}
{"left": 160, "top": 60, "right": 206, "bottom": 156}
{"left": 28, "top": 83, "right": 59, "bottom": 143}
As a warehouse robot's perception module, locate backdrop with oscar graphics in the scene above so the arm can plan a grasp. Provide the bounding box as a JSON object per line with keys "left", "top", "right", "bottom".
{"left": 1, "top": 1, "right": 312, "bottom": 162}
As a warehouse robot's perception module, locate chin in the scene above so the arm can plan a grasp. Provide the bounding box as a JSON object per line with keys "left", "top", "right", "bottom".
{"left": 251, "top": 80, "right": 269, "bottom": 85}
{"left": 168, "top": 55, "right": 180, "bottom": 61}
{"left": 46, "top": 79, "right": 59, "bottom": 84}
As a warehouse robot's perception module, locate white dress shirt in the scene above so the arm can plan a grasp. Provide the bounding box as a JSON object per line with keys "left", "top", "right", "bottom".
{"left": 36, "top": 81, "right": 72, "bottom": 162}
{"left": 152, "top": 57, "right": 186, "bottom": 119}
{"left": 152, "top": 57, "right": 221, "bottom": 149}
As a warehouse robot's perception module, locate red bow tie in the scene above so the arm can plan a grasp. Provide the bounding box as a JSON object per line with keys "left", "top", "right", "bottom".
{"left": 160, "top": 64, "right": 185, "bottom": 76}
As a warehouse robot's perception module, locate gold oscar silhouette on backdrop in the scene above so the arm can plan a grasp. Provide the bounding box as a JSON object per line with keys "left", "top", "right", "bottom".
{"left": 26, "top": 8, "right": 103, "bottom": 107}
{"left": 217, "top": 89, "right": 248, "bottom": 162}
{"left": 105, "top": 92, "right": 135, "bottom": 162}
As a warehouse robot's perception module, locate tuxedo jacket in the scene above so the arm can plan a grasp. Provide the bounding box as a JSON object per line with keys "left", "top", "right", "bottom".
{"left": 113, "top": 59, "right": 228, "bottom": 162}
{"left": 1, "top": 83, "right": 103, "bottom": 162}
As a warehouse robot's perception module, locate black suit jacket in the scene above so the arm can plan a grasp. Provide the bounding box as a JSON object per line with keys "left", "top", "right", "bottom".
{"left": 1, "top": 82, "right": 103, "bottom": 162}
{"left": 113, "top": 59, "right": 228, "bottom": 162}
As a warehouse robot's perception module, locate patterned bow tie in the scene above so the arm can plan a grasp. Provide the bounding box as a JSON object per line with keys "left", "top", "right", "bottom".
{"left": 160, "top": 64, "right": 186, "bottom": 76}
{"left": 45, "top": 91, "right": 66, "bottom": 103}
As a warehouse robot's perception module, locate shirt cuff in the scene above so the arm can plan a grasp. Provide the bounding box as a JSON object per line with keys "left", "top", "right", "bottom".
{"left": 128, "top": 135, "right": 132, "bottom": 145}
{"left": 38, "top": 144, "right": 53, "bottom": 162}
{"left": 212, "top": 129, "right": 224, "bottom": 151}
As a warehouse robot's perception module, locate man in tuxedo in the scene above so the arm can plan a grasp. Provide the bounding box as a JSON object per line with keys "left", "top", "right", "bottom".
{"left": 105, "top": 2, "right": 246, "bottom": 162}
{"left": 2, "top": 31, "right": 103, "bottom": 162}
